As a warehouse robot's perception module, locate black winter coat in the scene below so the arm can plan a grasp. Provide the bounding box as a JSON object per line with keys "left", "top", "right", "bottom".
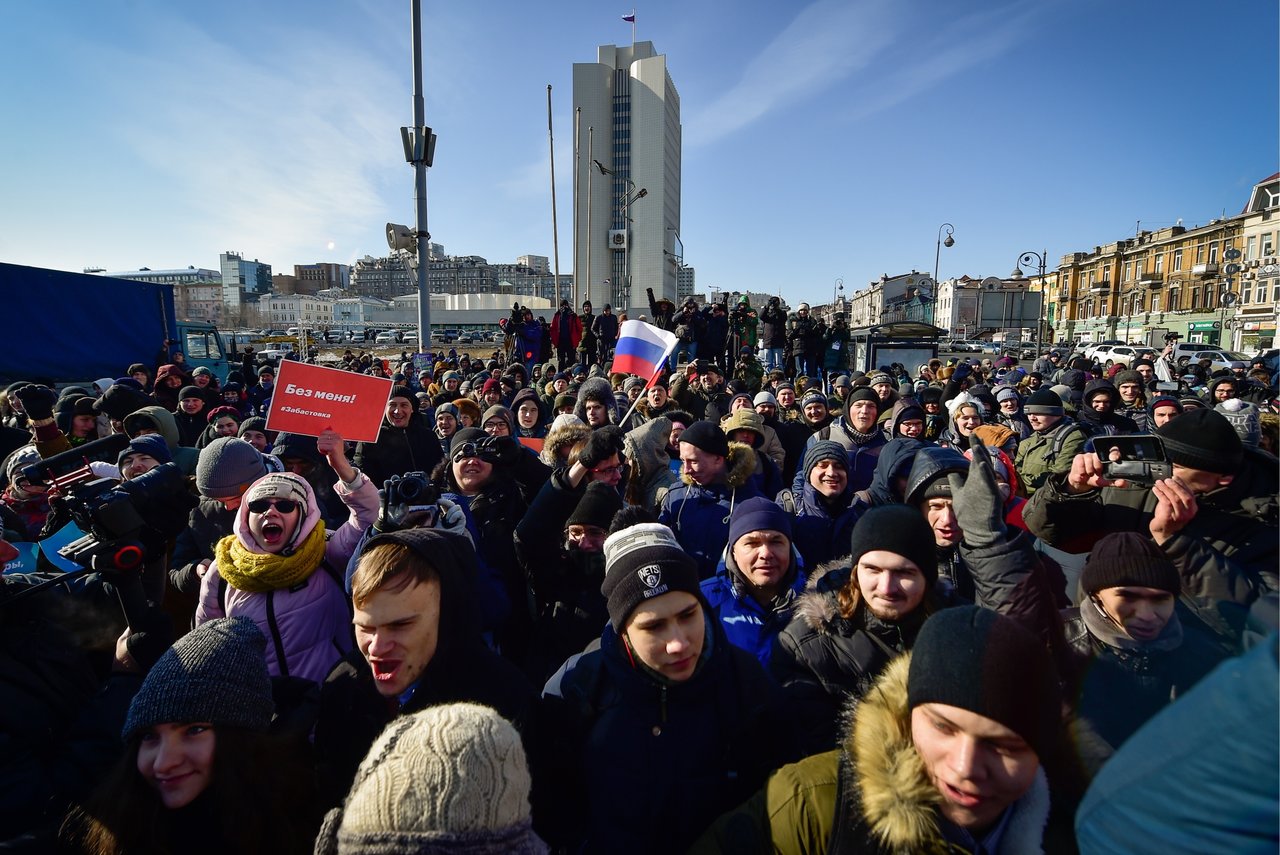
{"left": 538, "top": 619, "right": 779, "bottom": 854}
{"left": 759, "top": 303, "right": 788, "bottom": 348}
{"left": 170, "top": 498, "right": 237, "bottom": 595}
{"left": 353, "top": 411, "right": 444, "bottom": 489}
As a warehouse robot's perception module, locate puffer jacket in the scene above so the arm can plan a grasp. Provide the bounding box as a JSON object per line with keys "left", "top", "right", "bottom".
{"left": 864, "top": 437, "right": 929, "bottom": 506}
{"left": 790, "top": 417, "right": 887, "bottom": 496}
{"left": 195, "top": 471, "right": 379, "bottom": 683}
{"left": 658, "top": 442, "right": 761, "bottom": 579}
{"left": 700, "top": 544, "right": 806, "bottom": 666}
{"left": 1014, "top": 417, "right": 1085, "bottom": 495}
{"left": 623, "top": 416, "right": 681, "bottom": 507}
{"left": 789, "top": 474, "right": 865, "bottom": 567}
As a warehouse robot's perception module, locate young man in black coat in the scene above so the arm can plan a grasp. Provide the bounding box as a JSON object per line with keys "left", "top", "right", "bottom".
{"left": 353, "top": 385, "right": 444, "bottom": 488}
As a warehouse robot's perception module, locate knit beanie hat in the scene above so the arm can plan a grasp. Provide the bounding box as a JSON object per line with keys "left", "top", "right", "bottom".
{"left": 970, "top": 424, "right": 1016, "bottom": 451}
{"left": 800, "top": 390, "right": 827, "bottom": 409}
{"left": 1214, "top": 399, "right": 1262, "bottom": 448}
{"left": 178, "top": 385, "right": 204, "bottom": 402}
{"left": 726, "top": 497, "right": 793, "bottom": 552}
{"left": 846, "top": 387, "right": 878, "bottom": 406}
{"left": 244, "top": 471, "right": 311, "bottom": 508}
{"left": 450, "top": 427, "right": 487, "bottom": 456}
{"left": 272, "top": 431, "right": 323, "bottom": 464}
{"left": 117, "top": 434, "right": 172, "bottom": 470}
{"left": 1080, "top": 532, "right": 1180, "bottom": 596}
{"left": 553, "top": 392, "right": 577, "bottom": 411}
{"left": 831, "top": 374, "right": 852, "bottom": 389}
{"left": 389, "top": 385, "right": 414, "bottom": 404}
{"left": 122, "top": 617, "right": 275, "bottom": 742}
{"left": 195, "top": 437, "right": 267, "bottom": 499}
{"left": 321, "top": 703, "right": 546, "bottom": 855}
{"left": 803, "top": 440, "right": 848, "bottom": 477}
{"left": 677, "top": 420, "right": 729, "bottom": 458}
{"left": 623, "top": 376, "right": 645, "bottom": 395}
{"left": 867, "top": 372, "right": 893, "bottom": 387}
{"left": 1148, "top": 395, "right": 1180, "bottom": 417}
{"left": 753, "top": 391, "right": 778, "bottom": 407}
{"left": 1156, "top": 407, "right": 1244, "bottom": 474}
{"left": 205, "top": 405, "right": 241, "bottom": 425}
{"left": 994, "top": 386, "right": 1020, "bottom": 404}
{"left": 566, "top": 481, "right": 624, "bottom": 531}
{"left": 1024, "top": 389, "right": 1064, "bottom": 416}
{"left": 601, "top": 523, "right": 701, "bottom": 631}
{"left": 907, "top": 605, "right": 1061, "bottom": 761}
{"left": 435, "top": 402, "right": 459, "bottom": 419}
{"left": 481, "top": 378, "right": 500, "bottom": 395}
{"left": 481, "top": 405, "right": 515, "bottom": 434}
{"left": 848, "top": 505, "right": 938, "bottom": 584}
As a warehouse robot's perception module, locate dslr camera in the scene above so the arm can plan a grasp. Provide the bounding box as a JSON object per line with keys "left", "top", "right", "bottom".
{"left": 1093, "top": 436, "right": 1173, "bottom": 488}
{"left": 379, "top": 471, "right": 443, "bottom": 530}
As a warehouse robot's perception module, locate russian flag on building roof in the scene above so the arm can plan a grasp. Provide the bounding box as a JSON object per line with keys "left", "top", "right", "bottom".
{"left": 612, "top": 319, "right": 677, "bottom": 379}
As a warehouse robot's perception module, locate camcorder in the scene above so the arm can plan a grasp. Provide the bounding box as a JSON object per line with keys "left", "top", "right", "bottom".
{"left": 13, "top": 434, "right": 189, "bottom": 625}
{"left": 1093, "top": 435, "right": 1173, "bottom": 488}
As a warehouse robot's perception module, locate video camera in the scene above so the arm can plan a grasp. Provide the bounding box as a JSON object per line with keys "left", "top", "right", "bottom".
{"left": 379, "top": 471, "right": 443, "bottom": 530}
{"left": 1093, "top": 436, "right": 1173, "bottom": 488}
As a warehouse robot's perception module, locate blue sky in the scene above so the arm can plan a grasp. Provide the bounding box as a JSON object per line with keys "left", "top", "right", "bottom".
{"left": 3, "top": 0, "right": 1276, "bottom": 307}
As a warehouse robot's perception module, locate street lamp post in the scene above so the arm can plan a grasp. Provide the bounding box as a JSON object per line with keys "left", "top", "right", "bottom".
{"left": 934, "top": 223, "right": 956, "bottom": 284}
{"left": 1010, "top": 250, "right": 1048, "bottom": 356}
{"left": 594, "top": 159, "right": 646, "bottom": 309}
{"left": 833, "top": 278, "right": 844, "bottom": 320}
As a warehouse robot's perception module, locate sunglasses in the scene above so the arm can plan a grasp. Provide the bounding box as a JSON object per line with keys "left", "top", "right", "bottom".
{"left": 247, "top": 498, "right": 300, "bottom": 515}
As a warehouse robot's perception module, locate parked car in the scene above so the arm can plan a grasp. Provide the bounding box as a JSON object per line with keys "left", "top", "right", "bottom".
{"left": 1102, "top": 345, "right": 1157, "bottom": 368}
{"left": 1204, "top": 350, "right": 1251, "bottom": 372}
{"left": 374, "top": 331, "right": 397, "bottom": 345}
{"left": 1083, "top": 340, "right": 1125, "bottom": 361}
{"left": 1170, "top": 341, "right": 1223, "bottom": 364}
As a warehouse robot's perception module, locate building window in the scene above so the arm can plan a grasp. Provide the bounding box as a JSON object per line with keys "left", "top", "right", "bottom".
{"left": 1154, "top": 254, "right": 1163, "bottom": 274}
{"left": 1264, "top": 233, "right": 1275, "bottom": 257}
{"left": 1208, "top": 242, "right": 1219, "bottom": 264}
{"left": 1204, "top": 285, "right": 1215, "bottom": 307}
{"left": 1195, "top": 244, "right": 1205, "bottom": 264}
{"left": 1243, "top": 286, "right": 1252, "bottom": 304}
{"left": 1247, "top": 236, "right": 1257, "bottom": 259}
{"left": 1174, "top": 248, "right": 1183, "bottom": 270}
{"left": 1151, "top": 294, "right": 1161, "bottom": 313}
{"left": 1190, "top": 287, "right": 1200, "bottom": 308}
{"left": 1124, "top": 261, "right": 1133, "bottom": 281}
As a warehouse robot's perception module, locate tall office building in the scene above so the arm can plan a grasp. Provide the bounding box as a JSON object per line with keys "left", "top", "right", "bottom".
{"left": 573, "top": 41, "right": 681, "bottom": 315}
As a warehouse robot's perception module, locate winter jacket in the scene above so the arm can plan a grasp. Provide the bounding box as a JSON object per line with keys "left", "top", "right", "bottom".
{"left": 658, "top": 442, "right": 762, "bottom": 579}
{"left": 551, "top": 308, "right": 582, "bottom": 351}
{"left": 444, "top": 472, "right": 527, "bottom": 644}
{"left": 195, "top": 472, "right": 379, "bottom": 683}
{"left": 169, "top": 498, "right": 237, "bottom": 595}
{"left": 623, "top": 416, "right": 681, "bottom": 508}
{"left": 1062, "top": 603, "right": 1227, "bottom": 754}
{"left": 646, "top": 288, "right": 677, "bottom": 332}
{"left": 1024, "top": 447, "right": 1280, "bottom": 627}
{"left": 759, "top": 303, "right": 788, "bottom": 348}
{"left": 693, "top": 654, "right": 1073, "bottom": 855}
{"left": 121, "top": 405, "right": 200, "bottom": 476}
{"left": 538, "top": 617, "right": 778, "bottom": 854}
{"left": 1014, "top": 417, "right": 1085, "bottom": 495}
{"left": 540, "top": 416, "right": 591, "bottom": 468}
{"left": 787, "top": 475, "right": 866, "bottom": 568}
{"left": 700, "top": 308, "right": 730, "bottom": 357}
{"left": 353, "top": 410, "right": 444, "bottom": 489}
{"left": 591, "top": 311, "right": 619, "bottom": 346}
{"left": 701, "top": 544, "right": 807, "bottom": 667}
{"left": 670, "top": 372, "right": 731, "bottom": 422}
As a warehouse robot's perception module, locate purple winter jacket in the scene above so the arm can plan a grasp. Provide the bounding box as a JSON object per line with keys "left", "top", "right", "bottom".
{"left": 195, "top": 470, "right": 379, "bottom": 684}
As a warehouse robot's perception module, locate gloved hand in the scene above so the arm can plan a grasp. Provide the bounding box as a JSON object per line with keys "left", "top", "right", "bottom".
{"left": 375, "top": 473, "right": 437, "bottom": 533}
{"left": 952, "top": 362, "right": 972, "bottom": 382}
{"left": 577, "top": 426, "right": 624, "bottom": 470}
{"left": 947, "top": 443, "right": 1007, "bottom": 550}
{"left": 434, "top": 498, "right": 473, "bottom": 546}
{"left": 14, "top": 384, "right": 56, "bottom": 420}
{"left": 483, "top": 435, "right": 522, "bottom": 466}
{"left": 122, "top": 608, "right": 177, "bottom": 673}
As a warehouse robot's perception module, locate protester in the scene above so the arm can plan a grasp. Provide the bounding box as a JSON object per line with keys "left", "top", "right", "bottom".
{"left": 353, "top": 385, "right": 444, "bottom": 489}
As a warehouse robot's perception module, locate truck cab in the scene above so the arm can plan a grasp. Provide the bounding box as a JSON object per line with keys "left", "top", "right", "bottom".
{"left": 178, "top": 323, "right": 232, "bottom": 382}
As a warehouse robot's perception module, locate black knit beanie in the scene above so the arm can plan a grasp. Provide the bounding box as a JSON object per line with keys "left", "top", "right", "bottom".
{"left": 908, "top": 605, "right": 1061, "bottom": 761}
{"left": 803, "top": 440, "right": 848, "bottom": 477}
{"left": 848, "top": 505, "right": 938, "bottom": 585}
{"left": 677, "top": 420, "right": 729, "bottom": 458}
{"left": 123, "top": 617, "right": 275, "bottom": 741}
{"left": 567, "top": 481, "right": 624, "bottom": 531}
{"left": 1023, "top": 389, "right": 1064, "bottom": 416}
{"left": 601, "top": 523, "right": 701, "bottom": 631}
{"left": 847, "top": 387, "right": 878, "bottom": 406}
{"left": 1080, "top": 532, "right": 1180, "bottom": 595}
{"left": 389, "top": 385, "right": 414, "bottom": 403}
{"left": 1155, "top": 407, "right": 1244, "bottom": 474}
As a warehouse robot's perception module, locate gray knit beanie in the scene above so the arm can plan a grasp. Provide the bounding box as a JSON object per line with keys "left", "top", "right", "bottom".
{"left": 122, "top": 617, "right": 274, "bottom": 742}
{"left": 319, "top": 703, "right": 547, "bottom": 855}
{"left": 196, "top": 436, "right": 268, "bottom": 499}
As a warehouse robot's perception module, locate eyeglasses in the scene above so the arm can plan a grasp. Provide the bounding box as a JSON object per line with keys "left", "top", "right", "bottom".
{"left": 247, "top": 498, "right": 300, "bottom": 515}
{"left": 590, "top": 463, "right": 626, "bottom": 478}
{"left": 566, "top": 525, "right": 608, "bottom": 542}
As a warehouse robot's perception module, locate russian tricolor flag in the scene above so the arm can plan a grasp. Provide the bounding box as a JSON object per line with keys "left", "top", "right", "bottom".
{"left": 612, "top": 319, "right": 678, "bottom": 381}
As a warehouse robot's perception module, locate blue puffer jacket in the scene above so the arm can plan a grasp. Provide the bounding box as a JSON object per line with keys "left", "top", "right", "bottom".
{"left": 658, "top": 442, "right": 761, "bottom": 580}
{"left": 790, "top": 416, "right": 887, "bottom": 496}
{"left": 701, "top": 548, "right": 807, "bottom": 666}
{"left": 540, "top": 616, "right": 776, "bottom": 854}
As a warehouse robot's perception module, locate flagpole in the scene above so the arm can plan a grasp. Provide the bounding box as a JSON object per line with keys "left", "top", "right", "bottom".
{"left": 547, "top": 84, "right": 562, "bottom": 304}
{"left": 631, "top": 9, "right": 636, "bottom": 44}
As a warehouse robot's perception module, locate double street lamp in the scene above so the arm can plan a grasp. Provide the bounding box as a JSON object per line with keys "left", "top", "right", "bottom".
{"left": 1010, "top": 250, "right": 1048, "bottom": 355}
{"left": 594, "top": 159, "right": 646, "bottom": 309}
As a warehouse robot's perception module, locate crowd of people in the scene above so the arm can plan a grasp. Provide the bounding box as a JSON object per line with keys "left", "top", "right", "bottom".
{"left": 0, "top": 315, "right": 1276, "bottom": 854}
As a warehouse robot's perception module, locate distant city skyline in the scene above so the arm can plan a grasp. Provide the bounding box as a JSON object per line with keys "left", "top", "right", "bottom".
{"left": 2, "top": 0, "right": 1275, "bottom": 307}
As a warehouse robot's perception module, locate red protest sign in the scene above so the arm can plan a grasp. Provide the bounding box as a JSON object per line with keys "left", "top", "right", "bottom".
{"left": 265, "top": 361, "right": 392, "bottom": 442}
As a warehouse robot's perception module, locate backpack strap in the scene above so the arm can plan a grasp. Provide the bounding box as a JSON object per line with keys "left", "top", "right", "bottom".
{"left": 1045, "top": 422, "right": 1081, "bottom": 465}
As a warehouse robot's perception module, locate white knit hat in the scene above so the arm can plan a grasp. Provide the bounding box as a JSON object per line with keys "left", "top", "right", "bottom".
{"left": 319, "top": 703, "right": 546, "bottom": 855}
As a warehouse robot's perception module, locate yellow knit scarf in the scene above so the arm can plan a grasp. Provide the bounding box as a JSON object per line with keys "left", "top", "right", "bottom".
{"left": 214, "top": 522, "right": 328, "bottom": 594}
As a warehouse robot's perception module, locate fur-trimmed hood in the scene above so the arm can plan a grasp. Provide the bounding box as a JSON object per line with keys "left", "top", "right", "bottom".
{"left": 790, "top": 557, "right": 853, "bottom": 634}
{"left": 679, "top": 439, "right": 757, "bottom": 489}
{"left": 540, "top": 415, "right": 590, "bottom": 466}
{"left": 839, "top": 655, "right": 1052, "bottom": 854}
